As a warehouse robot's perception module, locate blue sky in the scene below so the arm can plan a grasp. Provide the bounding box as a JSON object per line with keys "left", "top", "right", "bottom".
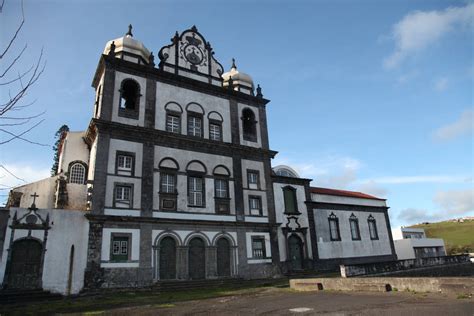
{"left": 1, "top": 0, "right": 472, "bottom": 227}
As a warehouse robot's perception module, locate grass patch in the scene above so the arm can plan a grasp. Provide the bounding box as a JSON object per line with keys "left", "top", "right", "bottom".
{"left": 456, "top": 293, "right": 471, "bottom": 299}
{"left": 411, "top": 220, "right": 474, "bottom": 254}
{"left": 0, "top": 285, "right": 276, "bottom": 315}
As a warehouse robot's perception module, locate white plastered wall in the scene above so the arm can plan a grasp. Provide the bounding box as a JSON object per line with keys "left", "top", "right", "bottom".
{"left": 155, "top": 82, "right": 231, "bottom": 143}
{"left": 153, "top": 146, "right": 235, "bottom": 214}
{"left": 273, "top": 183, "right": 312, "bottom": 261}
{"left": 0, "top": 208, "right": 89, "bottom": 295}
{"left": 241, "top": 159, "right": 267, "bottom": 217}
{"left": 104, "top": 139, "right": 143, "bottom": 210}
{"left": 314, "top": 209, "right": 392, "bottom": 259}
{"left": 238, "top": 103, "right": 261, "bottom": 148}
{"left": 111, "top": 71, "right": 147, "bottom": 127}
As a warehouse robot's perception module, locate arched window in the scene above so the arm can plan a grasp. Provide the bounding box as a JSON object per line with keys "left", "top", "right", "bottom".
{"left": 119, "top": 79, "right": 140, "bottom": 112}
{"left": 368, "top": 215, "right": 379, "bottom": 240}
{"left": 328, "top": 212, "right": 340, "bottom": 241}
{"left": 242, "top": 108, "right": 257, "bottom": 141}
{"left": 69, "top": 163, "right": 86, "bottom": 184}
{"left": 349, "top": 213, "right": 361, "bottom": 240}
{"left": 283, "top": 186, "right": 298, "bottom": 214}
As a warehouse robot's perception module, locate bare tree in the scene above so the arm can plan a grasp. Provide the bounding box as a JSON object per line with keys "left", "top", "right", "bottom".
{"left": 0, "top": 0, "right": 47, "bottom": 146}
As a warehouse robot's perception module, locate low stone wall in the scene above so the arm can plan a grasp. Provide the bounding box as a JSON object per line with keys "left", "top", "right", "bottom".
{"left": 340, "top": 254, "right": 470, "bottom": 277}
{"left": 290, "top": 277, "right": 474, "bottom": 294}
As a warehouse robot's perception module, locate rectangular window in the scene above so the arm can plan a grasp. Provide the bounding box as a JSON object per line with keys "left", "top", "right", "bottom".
{"left": 111, "top": 235, "right": 130, "bottom": 262}
{"left": 251, "top": 237, "right": 266, "bottom": 258}
{"left": 166, "top": 114, "right": 181, "bottom": 133}
{"left": 350, "top": 219, "right": 361, "bottom": 240}
{"left": 368, "top": 218, "right": 379, "bottom": 240}
{"left": 117, "top": 155, "right": 133, "bottom": 171}
{"left": 115, "top": 184, "right": 132, "bottom": 208}
{"left": 249, "top": 195, "right": 262, "bottom": 216}
{"left": 187, "top": 115, "right": 202, "bottom": 137}
{"left": 188, "top": 176, "right": 204, "bottom": 206}
{"left": 328, "top": 216, "right": 340, "bottom": 241}
{"left": 247, "top": 170, "right": 259, "bottom": 189}
{"left": 283, "top": 187, "right": 298, "bottom": 214}
{"left": 209, "top": 123, "right": 222, "bottom": 141}
{"left": 160, "top": 173, "right": 176, "bottom": 194}
{"left": 214, "top": 179, "right": 228, "bottom": 198}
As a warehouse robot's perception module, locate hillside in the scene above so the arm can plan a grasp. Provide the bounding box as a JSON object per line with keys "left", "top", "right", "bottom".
{"left": 411, "top": 220, "right": 474, "bottom": 254}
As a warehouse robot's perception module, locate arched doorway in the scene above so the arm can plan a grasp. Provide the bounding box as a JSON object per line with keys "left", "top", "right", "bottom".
{"left": 188, "top": 238, "right": 205, "bottom": 280}
{"left": 7, "top": 239, "right": 43, "bottom": 289}
{"left": 159, "top": 237, "right": 176, "bottom": 280}
{"left": 288, "top": 235, "right": 304, "bottom": 270}
{"left": 216, "top": 238, "right": 231, "bottom": 277}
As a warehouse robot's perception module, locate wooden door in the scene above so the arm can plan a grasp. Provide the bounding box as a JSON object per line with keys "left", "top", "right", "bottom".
{"left": 159, "top": 237, "right": 176, "bottom": 280}
{"left": 8, "top": 239, "right": 43, "bottom": 289}
{"left": 188, "top": 238, "right": 205, "bottom": 280}
{"left": 216, "top": 238, "right": 231, "bottom": 277}
{"left": 288, "top": 235, "right": 303, "bottom": 270}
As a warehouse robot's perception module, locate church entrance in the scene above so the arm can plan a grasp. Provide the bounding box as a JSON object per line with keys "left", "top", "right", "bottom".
{"left": 216, "top": 238, "right": 231, "bottom": 277}
{"left": 7, "top": 239, "right": 43, "bottom": 289}
{"left": 288, "top": 235, "right": 304, "bottom": 271}
{"left": 188, "top": 238, "right": 205, "bottom": 280}
{"left": 159, "top": 237, "right": 176, "bottom": 280}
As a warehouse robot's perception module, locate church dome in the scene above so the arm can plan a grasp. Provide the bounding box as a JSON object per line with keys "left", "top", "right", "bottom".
{"left": 222, "top": 59, "right": 254, "bottom": 94}
{"left": 103, "top": 25, "right": 151, "bottom": 65}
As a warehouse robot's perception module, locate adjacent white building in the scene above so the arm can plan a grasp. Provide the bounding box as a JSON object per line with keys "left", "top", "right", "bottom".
{"left": 392, "top": 227, "right": 446, "bottom": 260}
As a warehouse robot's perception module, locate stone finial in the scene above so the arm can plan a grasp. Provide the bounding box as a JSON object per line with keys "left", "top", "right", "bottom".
{"left": 256, "top": 84, "right": 263, "bottom": 98}
{"left": 30, "top": 192, "right": 39, "bottom": 209}
{"left": 149, "top": 51, "right": 155, "bottom": 67}
{"left": 108, "top": 41, "right": 116, "bottom": 56}
{"left": 126, "top": 24, "right": 133, "bottom": 37}
{"left": 228, "top": 76, "right": 234, "bottom": 90}
{"left": 231, "top": 58, "right": 237, "bottom": 69}
{"left": 191, "top": 25, "right": 198, "bottom": 32}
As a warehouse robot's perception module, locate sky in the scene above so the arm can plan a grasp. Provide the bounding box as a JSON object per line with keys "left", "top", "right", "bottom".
{"left": 1, "top": 0, "right": 473, "bottom": 228}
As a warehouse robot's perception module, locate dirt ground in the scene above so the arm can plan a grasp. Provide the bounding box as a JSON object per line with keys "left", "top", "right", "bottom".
{"left": 85, "top": 288, "right": 473, "bottom": 316}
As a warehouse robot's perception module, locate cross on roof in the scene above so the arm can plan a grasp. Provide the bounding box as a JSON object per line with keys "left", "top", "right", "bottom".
{"left": 30, "top": 192, "right": 39, "bottom": 209}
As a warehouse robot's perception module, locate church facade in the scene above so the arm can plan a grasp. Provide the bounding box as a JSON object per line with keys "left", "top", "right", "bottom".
{"left": 0, "top": 26, "right": 396, "bottom": 294}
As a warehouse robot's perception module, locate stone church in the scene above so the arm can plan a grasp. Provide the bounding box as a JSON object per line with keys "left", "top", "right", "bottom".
{"left": 0, "top": 26, "right": 397, "bottom": 295}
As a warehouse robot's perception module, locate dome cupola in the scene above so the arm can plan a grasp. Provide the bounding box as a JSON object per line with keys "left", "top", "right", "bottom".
{"left": 103, "top": 25, "right": 152, "bottom": 65}
{"left": 222, "top": 59, "right": 254, "bottom": 95}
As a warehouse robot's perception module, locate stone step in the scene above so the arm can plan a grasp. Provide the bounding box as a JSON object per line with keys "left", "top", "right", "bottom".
{"left": 153, "top": 278, "right": 285, "bottom": 292}
{"left": 0, "top": 289, "right": 63, "bottom": 305}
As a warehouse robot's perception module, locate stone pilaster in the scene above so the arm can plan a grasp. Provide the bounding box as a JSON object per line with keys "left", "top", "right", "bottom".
{"left": 206, "top": 246, "right": 217, "bottom": 278}
{"left": 176, "top": 246, "right": 188, "bottom": 280}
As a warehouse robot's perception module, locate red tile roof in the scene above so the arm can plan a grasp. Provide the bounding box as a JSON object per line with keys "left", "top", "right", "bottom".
{"left": 310, "top": 187, "right": 385, "bottom": 201}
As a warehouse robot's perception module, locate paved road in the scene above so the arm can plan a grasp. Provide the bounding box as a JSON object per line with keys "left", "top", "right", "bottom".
{"left": 99, "top": 288, "right": 473, "bottom": 315}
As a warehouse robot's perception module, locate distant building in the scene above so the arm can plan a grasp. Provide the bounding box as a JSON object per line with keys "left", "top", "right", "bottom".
{"left": 0, "top": 26, "right": 397, "bottom": 294}
{"left": 391, "top": 227, "right": 446, "bottom": 260}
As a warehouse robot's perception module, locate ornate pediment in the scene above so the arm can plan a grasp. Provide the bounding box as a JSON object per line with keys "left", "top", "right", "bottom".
{"left": 158, "top": 26, "right": 224, "bottom": 85}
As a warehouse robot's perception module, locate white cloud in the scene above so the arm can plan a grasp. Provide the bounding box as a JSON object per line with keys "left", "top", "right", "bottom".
{"left": 434, "top": 77, "right": 449, "bottom": 91}
{"left": 356, "top": 180, "right": 388, "bottom": 198}
{"left": 361, "top": 175, "right": 471, "bottom": 184}
{"left": 0, "top": 163, "right": 50, "bottom": 206}
{"left": 397, "top": 208, "right": 443, "bottom": 224}
{"left": 433, "top": 188, "right": 474, "bottom": 215}
{"left": 433, "top": 109, "right": 473, "bottom": 142}
{"left": 384, "top": 3, "right": 474, "bottom": 68}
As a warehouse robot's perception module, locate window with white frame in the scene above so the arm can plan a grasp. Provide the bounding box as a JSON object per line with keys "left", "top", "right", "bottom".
{"left": 214, "top": 179, "right": 228, "bottom": 198}
{"left": 187, "top": 115, "right": 202, "bottom": 137}
{"left": 188, "top": 176, "right": 204, "bottom": 206}
{"left": 251, "top": 236, "right": 266, "bottom": 258}
{"left": 160, "top": 173, "right": 176, "bottom": 194}
{"left": 209, "top": 122, "right": 222, "bottom": 141}
{"left": 117, "top": 154, "right": 133, "bottom": 175}
{"left": 368, "top": 215, "right": 379, "bottom": 240}
{"left": 249, "top": 195, "right": 262, "bottom": 216}
{"left": 166, "top": 113, "right": 180, "bottom": 133}
{"left": 69, "top": 163, "right": 86, "bottom": 184}
{"left": 115, "top": 184, "right": 132, "bottom": 208}
{"left": 247, "top": 170, "right": 259, "bottom": 189}
{"left": 111, "top": 234, "right": 130, "bottom": 261}
{"left": 328, "top": 212, "right": 341, "bottom": 241}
